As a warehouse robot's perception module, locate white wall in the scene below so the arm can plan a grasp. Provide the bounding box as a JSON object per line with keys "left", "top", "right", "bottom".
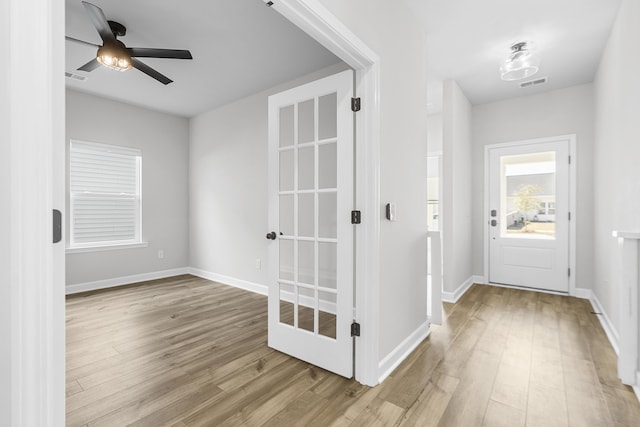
{"left": 189, "top": 63, "right": 349, "bottom": 288}
{"left": 316, "top": 0, "right": 429, "bottom": 362}
{"left": 472, "top": 84, "right": 595, "bottom": 291}
{"left": 593, "top": 0, "right": 640, "bottom": 335}
{"left": 442, "top": 80, "right": 473, "bottom": 293}
{"left": 427, "top": 113, "right": 443, "bottom": 154}
{"left": 65, "top": 90, "right": 190, "bottom": 287}
{"left": 0, "top": 0, "right": 10, "bottom": 416}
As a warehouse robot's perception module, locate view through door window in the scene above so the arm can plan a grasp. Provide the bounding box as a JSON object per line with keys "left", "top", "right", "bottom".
{"left": 501, "top": 151, "right": 556, "bottom": 239}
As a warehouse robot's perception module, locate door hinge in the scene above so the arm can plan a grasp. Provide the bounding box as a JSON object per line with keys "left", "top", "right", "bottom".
{"left": 568, "top": 212, "right": 571, "bottom": 221}
{"left": 568, "top": 268, "right": 571, "bottom": 277}
{"left": 351, "top": 322, "right": 361, "bottom": 337}
{"left": 568, "top": 155, "right": 571, "bottom": 164}
{"left": 265, "top": 1, "right": 274, "bottom": 6}
{"left": 351, "top": 210, "right": 361, "bottom": 224}
{"left": 351, "top": 97, "right": 361, "bottom": 112}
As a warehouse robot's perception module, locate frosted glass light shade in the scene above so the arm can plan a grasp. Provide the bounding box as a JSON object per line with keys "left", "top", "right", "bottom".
{"left": 500, "top": 43, "right": 540, "bottom": 81}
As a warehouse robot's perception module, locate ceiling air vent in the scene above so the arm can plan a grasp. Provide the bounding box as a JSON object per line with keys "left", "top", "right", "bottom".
{"left": 520, "top": 77, "right": 547, "bottom": 88}
{"left": 65, "top": 71, "right": 88, "bottom": 82}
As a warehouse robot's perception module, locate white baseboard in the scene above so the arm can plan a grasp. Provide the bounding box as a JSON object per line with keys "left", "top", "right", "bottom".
{"left": 378, "top": 321, "right": 430, "bottom": 383}
{"left": 483, "top": 281, "right": 569, "bottom": 297}
{"left": 472, "top": 275, "right": 486, "bottom": 284}
{"left": 188, "top": 268, "right": 268, "bottom": 296}
{"left": 65, "top": 267, "right": 190, "bottom": 294}
{"left": 442, "top": 276, "right": 474, "bottom": 303}
{"left": 588, "top": 291, "right": 620, "bottom": 356}
{"left": 573, "top": 287, "right": 592, "bottom": 299}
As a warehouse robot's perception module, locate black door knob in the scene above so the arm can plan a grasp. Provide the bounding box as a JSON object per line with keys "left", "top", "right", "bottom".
{"left": 266, "top": 231, "right": 277, "bottom": 240}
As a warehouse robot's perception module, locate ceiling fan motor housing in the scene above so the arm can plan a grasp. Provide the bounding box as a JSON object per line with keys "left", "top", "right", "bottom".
{"left": 107, "top": 20, "right": 127, "bottom": 38}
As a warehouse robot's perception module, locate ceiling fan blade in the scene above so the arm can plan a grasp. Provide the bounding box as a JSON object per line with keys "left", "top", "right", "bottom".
{"left": 128, "top": 47, "right": 193, "bottom": 60}
{"left": 77, "top": 58, "right": 101, "bottom": 72}
{"left": 82, "top": 1, "right": 116, "bottom": 43}
{"left": 131, "top": 58, "right": 173, "bottom": 85}
{"left": 66, "top": 36, "right": 100, "bottom": 48}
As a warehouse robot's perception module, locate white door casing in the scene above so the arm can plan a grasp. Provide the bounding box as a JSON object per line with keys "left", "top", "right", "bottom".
{"left": 488, "top": 138, "right": 571, "bottom": 293}
{"left": 268, "top": 69, "right": 354, "bottom": 377}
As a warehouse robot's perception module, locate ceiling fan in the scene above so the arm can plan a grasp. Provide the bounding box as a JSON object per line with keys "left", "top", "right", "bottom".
{"left": 66, "top": 1, "right": 193, "bottom": 85}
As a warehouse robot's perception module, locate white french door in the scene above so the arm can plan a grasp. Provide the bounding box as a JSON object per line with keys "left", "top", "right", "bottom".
{"left": 488, "top": 138, "right": 570, "bottom": 293}
{"left": 267, "top": 70, "right": 354, "bottom": 377}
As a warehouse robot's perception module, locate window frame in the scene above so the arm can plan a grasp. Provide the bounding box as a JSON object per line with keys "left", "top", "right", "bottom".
{"left": 67, "top": 139, "right": 145, "bottom": 252}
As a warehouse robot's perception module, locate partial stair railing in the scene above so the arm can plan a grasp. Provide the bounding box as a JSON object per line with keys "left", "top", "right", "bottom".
{"left": 428, "top": 230, "right": 442, "bottom": 325}
{"left": 612, "top": 230, "right": 640, "bottom": 387}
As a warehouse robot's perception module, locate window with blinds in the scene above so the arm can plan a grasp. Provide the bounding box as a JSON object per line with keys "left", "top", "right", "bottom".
{"left": 69, "top": 140, "right": 142, "bottom": 247}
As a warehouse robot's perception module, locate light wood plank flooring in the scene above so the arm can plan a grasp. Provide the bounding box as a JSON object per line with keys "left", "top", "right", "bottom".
{"left": 66, "top": 275, "right": 640, "bottom": 426}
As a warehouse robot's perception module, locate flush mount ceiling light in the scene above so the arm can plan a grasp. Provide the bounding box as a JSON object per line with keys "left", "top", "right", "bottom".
{"left": 500, "top": 41, "right": 540, "bottom": 81}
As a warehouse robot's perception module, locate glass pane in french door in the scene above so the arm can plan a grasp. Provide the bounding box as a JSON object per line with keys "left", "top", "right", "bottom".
{"left": 277, "top": 93, "right": 339, "bottom": 339}
{"left": 500, "top": 151, "right": 556, "bottom": 239}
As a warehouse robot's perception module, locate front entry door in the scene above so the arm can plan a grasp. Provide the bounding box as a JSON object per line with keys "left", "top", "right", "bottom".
{"left": 488, "top": 138, "right": 570, "bottom": 293}
{"left": 267, "top": 70, "right": 354, "bottom": 377}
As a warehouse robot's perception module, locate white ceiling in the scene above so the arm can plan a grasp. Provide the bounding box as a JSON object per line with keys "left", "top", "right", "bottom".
{"left": 406, "top": 0, "right": 622, "bottom": 113}
{"left": 65, "top": 0, "right": 342, "bottom": 117}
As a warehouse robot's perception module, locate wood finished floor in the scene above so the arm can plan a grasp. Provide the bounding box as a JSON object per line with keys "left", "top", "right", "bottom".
{"left": 66, "top": 275, "right": 640, "bottom": 426}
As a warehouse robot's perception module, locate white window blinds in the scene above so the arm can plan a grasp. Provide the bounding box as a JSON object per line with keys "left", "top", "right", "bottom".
{"left": 69, "top": 140, "right": 142, "bottom": 247}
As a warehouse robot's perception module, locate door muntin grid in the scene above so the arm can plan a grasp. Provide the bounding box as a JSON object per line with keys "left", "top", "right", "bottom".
{"left": 277, "top": 92, "right": 338, "bottom": 340}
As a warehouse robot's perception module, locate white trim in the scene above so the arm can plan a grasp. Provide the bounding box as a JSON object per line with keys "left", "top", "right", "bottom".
{"left": 483, "top": 281, "right": 568, "bottom": 296}
{"left": 483, "top": 134, "right": 577, "bottom": 296}
{"left": 473, "top": 275, "right": 486, "bottom": 284}
{"left": 568, "top": 136, "right": 577, "bottom": 296}
{"left": 572, "top": 287, "right": 592, "bottom": 300}
{"left": 66, "top": 241, "right": 149, "bottom": 254}
{"left": 267, "top": 0, "right": 381, "bottom": 386}
{"left": 442, "top": 276, "right": 474, "bottom": 303}
{"left": 428, "top": 231, "right": 443, "bottom": 325}
{"left": 612, "top": 232, "right": 639, "bottom": 385}
{"left": 378, "top": 322, "right": 430, "bottom": 383}
{"left": 612, "top": 231, "right": 640, "bottom": 239}
{"left": 588, "top": 290, "right": 620, "bottom": 356}
{"left": 65, "top": 267, "right": 190, "bottom": 295}
{"left": 189, "top": 268, "right": 268, "bottom": 296}
{"left": 5, "top": 0, "right": 65, "bottom": 423}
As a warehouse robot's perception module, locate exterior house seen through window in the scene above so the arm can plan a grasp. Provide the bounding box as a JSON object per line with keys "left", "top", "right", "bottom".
{"left": 69, "top": 140, "right": 142, "bottom": 249}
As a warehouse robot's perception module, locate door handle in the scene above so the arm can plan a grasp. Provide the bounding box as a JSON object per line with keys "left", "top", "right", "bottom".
{"left": 266, "top": 231, "right": 277, "bottom": 240}
{"left": 52, "top": 209, "right": 62, "bottom": 243}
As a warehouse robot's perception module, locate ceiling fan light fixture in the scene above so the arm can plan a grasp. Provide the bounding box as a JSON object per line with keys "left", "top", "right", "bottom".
{"left": 500, "top": 41, "right": 540, "bottom": 81}
{"left": 96, "top": 43, "right": 132, "bottom": 72}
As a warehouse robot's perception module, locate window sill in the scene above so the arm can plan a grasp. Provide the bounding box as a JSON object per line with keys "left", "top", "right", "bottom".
{"left": 66, "top": 242, "right": 149, "bottom": 254}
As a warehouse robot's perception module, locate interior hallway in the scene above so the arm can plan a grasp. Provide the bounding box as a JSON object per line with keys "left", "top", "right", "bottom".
{"left": 66, "top": 277, "right": 640, "bottom": 426}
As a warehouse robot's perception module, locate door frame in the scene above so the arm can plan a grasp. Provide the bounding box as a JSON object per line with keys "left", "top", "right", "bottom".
{"left": 427, "top": 152, "right": 443, "bottom": 325}
{"left": 483, "top": 134, "right": 577, "bottom": 296}
{"left": 4, "top": 0, "right": 66, "bottom": 423}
